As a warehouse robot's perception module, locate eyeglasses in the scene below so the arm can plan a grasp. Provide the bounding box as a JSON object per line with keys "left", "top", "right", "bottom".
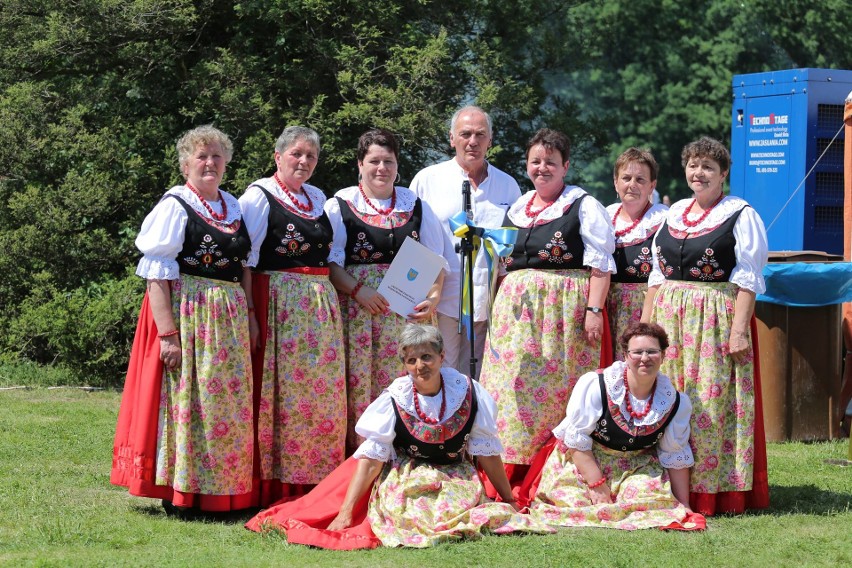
{"left": 626, "top": 348, "right": 662, "bottom": 360}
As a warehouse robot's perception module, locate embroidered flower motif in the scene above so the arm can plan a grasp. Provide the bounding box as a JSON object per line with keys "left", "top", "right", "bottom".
{"left": 185, "top": 233, "right": 229, "bottom": 272}
{"left": 625, "top": 246, "right": 653, "bottom": 278}
{"left": 275, "top": 222, "right": 311, "bottom": 257}
{"left": 350, "top": 231, "right": 384, "bottom": 263}
{"left": 655, "top": 245, "right": 674, "bottom": 277}
{"left": 689, "top": 247, "right": 725, "bottom": 281}
{"left": 537, "top": 230, "right": 574, "bottom": 264}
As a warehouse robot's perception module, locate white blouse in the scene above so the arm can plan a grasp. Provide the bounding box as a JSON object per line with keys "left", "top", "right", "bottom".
{"left": 507, "top": 186, "right": 617, "bottom": 273}
{"left": 135, "top": 185, "right": 242, "bottom": 280}
{"left": 238, "top": 177, "right": 332, "bottom": 268}
{"left": 553, "top": 362, "right": 694, "bottom": 470}
{"left": 605, "top": 202, "right": 669, "bottom": 246}
{"left": 647, "top": 196, "right": 768, "bottom": 293}
{"left": 324, "top": 186, "right": 449, "bottom": 269}
{"left": 352, "top": 367, "right": 504, "bottom": 462}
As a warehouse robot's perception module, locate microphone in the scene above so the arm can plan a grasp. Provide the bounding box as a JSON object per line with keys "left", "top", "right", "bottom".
{"left": 462, "top": 180, "right": 472, "bottom": 220}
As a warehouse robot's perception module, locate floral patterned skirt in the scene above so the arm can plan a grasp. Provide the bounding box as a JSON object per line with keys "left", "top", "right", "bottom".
{"left": 155, "top": 274, "right": 253, "bottom": 498}
{"left": 368, "top": 455, "right": 553, "bottom": 547}
{"left": 256, "top": 271, "right": 347, "bottom": 485}
{"left": 529, "top": 441, "right": 692, "bottom": 530}
{"left": 339, "top": 263, "right": 409, "bottom": 453}
{"left": 650, "top": 280, "right": 757, "bottom": 497}
{"left": 606, "top": 282, "right": 646, "bottom": 360}
{"left": 479, "top": 269, "right": 601, "bottom": 464}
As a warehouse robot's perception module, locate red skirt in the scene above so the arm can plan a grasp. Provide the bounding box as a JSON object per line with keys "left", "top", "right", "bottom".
{"left": 246, "top": 457, "right": 380, "bottom": 550}
{"left": 110, "top": 292, "right": 253, "bottom": 512}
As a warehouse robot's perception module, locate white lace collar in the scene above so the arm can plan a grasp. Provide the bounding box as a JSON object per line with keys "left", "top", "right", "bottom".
{"left": 334, "top": 185, "right": 417, "bottom": 214}
{"left": 387, "top": 366, "right": 469, "bottom": 418}
{"left": 507, "top": 185, "right": 586, "bottom": 227}
{"left": 602, "top": 361, "right": 678, "bottom": 426}
{"left": 607, "top": 202, "right": 668, "bottom": 244}
{"left": 665, "top": 195, "right": 748, "bottom": 231}
{"left": 252, "top": 177, "right": 327, "bottom": 218}
{"left": 166, "top": 185, "right": 242, "bottom": 225}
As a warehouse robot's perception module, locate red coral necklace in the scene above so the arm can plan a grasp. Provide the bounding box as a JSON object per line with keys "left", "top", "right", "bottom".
{"left": 185, "top": 182, "right": 227, "bottom": 221}
{"left": 525, "top": 187, "right": 565, "bottom": 218}
{"left": 613, "top": 202, "right": 651, "bottom": 237}
{"left": 623, "top": 368, "right": 655, "bottom": 420}
{"left": 681, "top": 193, "right": 724, "bottom": 228}
{"left": 359, "top": 182, "right": 396, "bottom": 216}
{"left": 274, "top": 172, "right": 313, "bottom": 213}
{"left": 412, "top": 376, "right": 446, "bottom": 425}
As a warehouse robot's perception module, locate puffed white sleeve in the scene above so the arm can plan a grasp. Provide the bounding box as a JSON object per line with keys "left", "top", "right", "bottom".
{"left": 657, "top": 393, "right": 695, "bottom": 469}
{"left": 237, "top": 185, "right": 270, "bottom": 269}
{"left": 323, "top": 196, "right": 347, "bottom": 267}
{"left": 647, "top": 229, "right": 666, "bottom": 287}
{"left": 352, "top": 391, "right": 397, "bottom": 462}
{"left": 468, "top": 381, "right": 505, "bottom": 456}
{"left": 552, "top": 372, "right": 602, "bottom": 451}
{"left": 135, "top": 196, "right": 187, "bottom": 280}
{"left": 729, "top": 207, "right": 768, "bottom": 294}
{"left": 579, "top": 196, "right": 617, "bottom": 273}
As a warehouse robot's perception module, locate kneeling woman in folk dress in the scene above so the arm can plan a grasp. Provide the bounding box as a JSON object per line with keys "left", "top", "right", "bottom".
{"left": 520, "top": 322, "right": 704, "bottom": 531}
{"left": 246, "top": 324, "right": 552, "bottom": 549}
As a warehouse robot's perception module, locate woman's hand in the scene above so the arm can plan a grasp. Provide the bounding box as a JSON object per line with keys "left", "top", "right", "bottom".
{"left": 728, "top": 328, "right": 750, "bottom": 364}
{"left": 355, "top": 286, "right": 389, "bottom": 315}
{"left": 160, "top": 335, "right": 182, "bottom": 371}
{"left": 584, "top": 311, "right": 604, "bottom": 346}
{"left": 407, "top": 298, "right": 436, "bottom": 322}
{"left": 587, "top": 482, "right": 613, "bottom": 505}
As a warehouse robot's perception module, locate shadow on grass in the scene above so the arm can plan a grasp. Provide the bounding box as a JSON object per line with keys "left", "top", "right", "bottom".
{"left": 758, "top": 484, "right": 852, "bottom": 516}
{"left": 132, "top": 502, "right": 260, "bottom": 525}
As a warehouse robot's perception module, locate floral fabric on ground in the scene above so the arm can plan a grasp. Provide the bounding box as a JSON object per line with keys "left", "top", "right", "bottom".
{"left": 368, "top": 455, "right": 554, "bottom": 547}
{"left": 530, "top": 442, "right": 690, "bottom": 530}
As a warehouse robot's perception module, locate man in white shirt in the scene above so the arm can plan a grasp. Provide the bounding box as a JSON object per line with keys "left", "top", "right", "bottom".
{"left": 410, "top": 106, "right": 521, "bottom": 379}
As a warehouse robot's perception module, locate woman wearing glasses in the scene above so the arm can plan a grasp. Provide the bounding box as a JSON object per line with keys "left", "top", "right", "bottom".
{"left": 519, "top": 322, "right": 702, "bottom": 530}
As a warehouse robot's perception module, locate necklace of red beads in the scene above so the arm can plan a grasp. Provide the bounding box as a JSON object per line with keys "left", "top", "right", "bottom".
{"left": 613, "top": 202, "right": 651, "bottom": 238}
{"left": 623, "top": 368, "right": 655, "bottom": 420}
{"left": 412, "top": 376, "right": 446, "bottom": 425}
{"left": 681, "top": 193, "right": 724, "bottom": 228}
{"left": 525, "top": 186, "right": 566, "bottom": 218}
{"left": 274, "top": 172, "right": 313, "bottom": 213}
{"left": 186, "top": 182, "right": 227, "bottom": 221}
{"left": 359, "top": 182, "right": 396, "bottom": 216}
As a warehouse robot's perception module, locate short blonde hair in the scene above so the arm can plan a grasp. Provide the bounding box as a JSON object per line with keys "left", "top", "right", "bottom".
{"left": 176, "top": 125, "right": 234, "bottom": 173}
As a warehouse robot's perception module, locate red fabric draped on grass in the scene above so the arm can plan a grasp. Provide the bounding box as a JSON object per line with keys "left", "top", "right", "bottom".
{"left": 245, "top": 457, "right": 381, "bottom": 550}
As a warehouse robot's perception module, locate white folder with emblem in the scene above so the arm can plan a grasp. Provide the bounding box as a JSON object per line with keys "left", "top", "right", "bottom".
{"left": 377, "top": 236, "right": 446, "bottom": 319}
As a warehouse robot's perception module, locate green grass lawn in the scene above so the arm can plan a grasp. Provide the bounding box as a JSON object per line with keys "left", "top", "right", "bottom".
{"left": 0, "top": 388, "right": 849, "bottom": 567}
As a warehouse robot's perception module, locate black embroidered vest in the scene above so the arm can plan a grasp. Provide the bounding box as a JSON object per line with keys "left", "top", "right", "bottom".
{"left": 504, "top": 194, "right": 587, "bottom": 272}
{"left": 254, "top": 186, "right": 333, "bottom": 271}
{"left": 171, "top": 195, "right": 250, "bottom": 283}
{"left": 590, "top": 374, "right": 680, "bottom": 452}
{"left": 612, "top": 230, "right": 658, "bottom": 284}
{"left": 338, "top": 197, "right": 422, "bottom": 265}
{"left": 392, "top": 380, "right": 478, "bottom": 465}
{"left": 654, "top": 208, "right": 745, "bottom": 282}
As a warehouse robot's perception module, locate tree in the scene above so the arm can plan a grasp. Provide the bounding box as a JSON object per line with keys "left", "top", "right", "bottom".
{"left": 0, "top": 0, "right": 599, "bottom": 384}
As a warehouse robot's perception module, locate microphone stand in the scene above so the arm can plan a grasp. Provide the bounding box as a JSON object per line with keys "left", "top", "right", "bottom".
{"left": 455, "top": 180, "right": 478, "bottom": 379}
